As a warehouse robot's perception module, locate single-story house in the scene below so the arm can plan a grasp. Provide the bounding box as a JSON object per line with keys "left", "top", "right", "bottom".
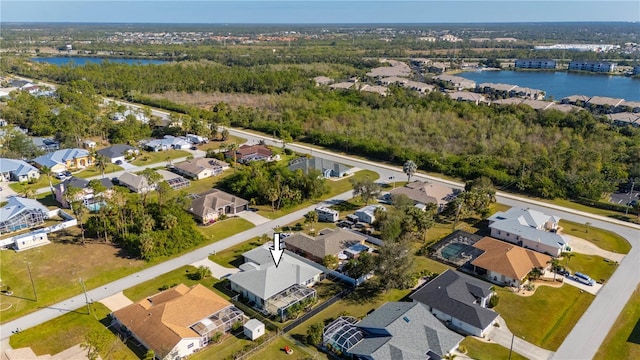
{"left": 388, "top": 180, "right": 458, "bottom": 212}
{"left": 410, "top": 269, "right": 499, "bottom": 337}
{"left": 54, "top": 177, "right": 113, "bottom": 209}
{"left": 433, "top": 74, "right": 476, "bottom": 90}
{"left": 143, "top": 135, "right": 191, "bottom": 152}
{"left": 0, "top": 158, "right": 40, "bottom": 183}
{"left": 32, "top": 148, "right": 93, "bottom": 174}
{"left": 31, "top": 137, "right": 60, "bottom": 152}
{"left": 172, "top": 158, "right": 229, "bottom": 180}
{"left": 287, "top": 156, "right": 350, "bottom": 178}
{"left": 112, "top": 284, "right": 245, "bottom": 360}
{"left": 187, "top": 189, "right": 248, "bottom": 224}
{"left": 313, "top": 76, "right": 334, "bottom": 86}
{"left": 116, "top": 172, "right": 154, "bottom": 194}
{"left": 487, "top": 207, "right": 570, "bottom": 257}
{"left": 228, "top": 245, "right": 322, "bottom": 319}
{"left": 323, "top": 302, "right": 463, "bottom": 359}
{"left": 225, "top": 144, "right": 275, "bottom": 164}
{"left": 354, "top": 205, "right": 386, "bottom": 224}
{"left": 156, "top": 169, "right": 191, "bottom": 190}
{"left": 284, "top": 228, "right": 367, "bottom": 263}
{"left": 0, "top": 196, "right": 50, "bottom": 236}
{"left": 96, "top": 144, "right": 138, "bottom": 163}
{"left": 447, "top": 91, "right": 490, "bottom": 105}
{"left": 471, "top": 237, "right": 552, "bottom": 288}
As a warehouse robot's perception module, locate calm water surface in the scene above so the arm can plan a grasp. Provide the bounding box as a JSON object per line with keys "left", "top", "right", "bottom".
{"left": 457, "top": 70, "right": 640, "bottom": 101}
{"left": 31, "top": 57, "right": 168, "bottom": 66}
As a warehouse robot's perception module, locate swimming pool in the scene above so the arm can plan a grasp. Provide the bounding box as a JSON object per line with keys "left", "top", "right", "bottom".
{"left": 440, "top": 242, "right": 466, "bottom": 260}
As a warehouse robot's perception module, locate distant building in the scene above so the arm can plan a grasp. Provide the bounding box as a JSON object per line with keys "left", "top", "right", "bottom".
{"left": 288, "top": 156, "right": 350, "bottom": 178}
{"left": 634, "top": 65, "right": 640, "bottom": 75}
{"left": 569, "top": 61, "right": 617, "bottom": 73}
{"left": 32, "top": 148, "right": 93, "bottom": 173}
{"left": 515, "top": 59, "right": 557, "bottom": 69}
{"left": 432, "top": 74, "right": 476, "bottom": 91}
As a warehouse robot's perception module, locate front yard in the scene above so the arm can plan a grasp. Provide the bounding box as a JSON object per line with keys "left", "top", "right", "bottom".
{"left": 130, "top": 149, "right": 191, "bottom": 166}
{"left": 9, "top": 302, "right": 138, "bottom": 359}
{"left": 560, "top": 253, "right": 619, "bottom": 283}
{"left": 121, "top": 265, "right": 223, "bottom": 302}
{"left": 196, "top": 217, "right": 255, "bottom": 244}
{"left": 459, "top": 337, "right": 529, "bottom": 360}
{"left": 495, "top": 284, "right": 594, "bottom": 350}
{"left": 559, "top": 219, "right": 631, "bottom": 254}
{"left": 73, "top": 163, "right": 123, "bottom": 179}
{"left": 596, "top": 285, "right": 640, "bottom": 359}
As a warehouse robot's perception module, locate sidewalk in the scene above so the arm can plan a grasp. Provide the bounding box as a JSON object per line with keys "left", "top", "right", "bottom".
{"left": 484, "top": 317, "right": 555, "bottom": 360}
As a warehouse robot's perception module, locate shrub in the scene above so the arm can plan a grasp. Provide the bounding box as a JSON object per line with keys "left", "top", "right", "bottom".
{"left": 488, "top": 294, "right": 499, "bottom": 308}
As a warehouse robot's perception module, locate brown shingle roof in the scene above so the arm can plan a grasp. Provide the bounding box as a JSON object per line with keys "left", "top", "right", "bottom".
{"left": 112, "top": 284, "right": 232, "bottom": 357}
{"left": 285, "top": 228, "right": 366, "bottom": 259}
{"left": 189, "top": 189, "right": 248, "bottom": 219}
{"left": 389, "top": 180, "right": 454, "bottom": 206}
{"left": 470, "top": 237, "right": 551, "bottom": 281}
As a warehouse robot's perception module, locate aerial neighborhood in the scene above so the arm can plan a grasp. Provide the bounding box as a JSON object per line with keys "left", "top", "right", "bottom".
{"left": 0, "top": 20, "right": 638, "bottom": 360}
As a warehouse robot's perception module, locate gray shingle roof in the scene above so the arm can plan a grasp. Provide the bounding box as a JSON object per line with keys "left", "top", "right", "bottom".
{"left": 285, "top": 228, "right": 366, "bottom": 259}
{"left": 410, "top": 270, "right": 498, "bottom": 330}
{"left": 228, "top": 246, "right": 322, "bottom": 301}
{"left": 349, "top": 302, "right": 463, "bottom": 359}
{"left": 96, "top": 144, "right": 135, "bottom": 159}
{"left": 288, "top": 157, "right": 350, "bottom": 177}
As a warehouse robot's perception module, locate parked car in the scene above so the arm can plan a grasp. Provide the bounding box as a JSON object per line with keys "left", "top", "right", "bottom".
{"left": 573, "top": 272, "right": 595, "bottom": 286}
{"left": 115, "top": 160, "right": 123, "bottom": 165}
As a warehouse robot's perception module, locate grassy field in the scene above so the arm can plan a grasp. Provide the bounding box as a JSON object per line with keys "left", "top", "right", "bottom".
{"left": 547, "top": 198, "right": 636, "bottom": 223}
{"left": 122, "top": 265, "right": 222, "bottom": 302}
{"left": 248, "top": 336, "right": 325, "bottom": 360}
{"left": 560, "top": 253, "right": 619, "bottom": 283}
{"left": 596, "top": 285, "right": 640, "bottom": 359}
{"left": 0, "top": 233, "right": 146, "bottom": 324}
{"left": 459, "top": 337, "right": 529, "bottom": 360}
{"left": 9, "top": 302, "right": 138, "bottom": 359}
{"left": 495, "top": 285, "right": 594, "bottom": 351}
{"left": 198, "top": 134, "right": 247, "bottom": 151}
{"left": 73, "top": 163, "right": 123, "bottom": 179}
{"left": 181, "top": 168, "right": 235, "bottom": 194}
{"left": 255, "top": 169, "right": 379, "bottom": 220}
{"left": 196, "top": 217, "right": 255, "bottom": 244}
{"left": 560, "top": 219, "right": 631, "bottom": 254}
{"left": 210, "top": 236, "right": 271, "bottom": 268}
{"left": 130, "top": 149, "right": 191, "bottom": 166}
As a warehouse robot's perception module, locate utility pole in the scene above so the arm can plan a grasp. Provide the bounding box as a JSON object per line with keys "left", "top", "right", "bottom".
{"left": 508, "top": 333, "right": 514, "bottom": 360}
{"left": 626, "top": 179, "right": 635, "bottom": 215}
{"left": 79, "top": 278, "right": 91, "bottom": 315}
{"left": 26, "top": 262, "right": 37, "bottom": 302}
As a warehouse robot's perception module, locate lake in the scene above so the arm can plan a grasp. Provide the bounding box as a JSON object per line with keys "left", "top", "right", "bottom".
{"left": 30, "top": 57, "right": 169, "bottom": 66}
{"left": 457, "top": 70, "right": 640, "bottom": 102}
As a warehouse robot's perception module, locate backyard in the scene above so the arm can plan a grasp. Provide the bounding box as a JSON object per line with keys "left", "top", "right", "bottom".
{"left": 495, "top": 284, "right": 594, "bottom": 350}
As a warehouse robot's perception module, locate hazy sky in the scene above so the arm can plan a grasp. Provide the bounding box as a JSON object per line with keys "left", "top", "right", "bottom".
{"left": 2, "top": 1, "right": 639, "bottom": 24}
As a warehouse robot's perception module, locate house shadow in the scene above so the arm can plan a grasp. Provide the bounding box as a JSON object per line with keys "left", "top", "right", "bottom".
{"left": 627, "top": 318, "right": 640, "bottom": 345}
{"left": 342, "top": 282, "right": 381, "bottom": 306}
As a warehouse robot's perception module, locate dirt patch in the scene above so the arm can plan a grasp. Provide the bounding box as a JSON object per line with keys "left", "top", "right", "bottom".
{"left": 147, "top": 91, "right": 277, "bottom": 110}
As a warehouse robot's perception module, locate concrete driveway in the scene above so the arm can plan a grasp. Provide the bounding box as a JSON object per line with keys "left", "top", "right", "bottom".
{"left": 237, "top": 211, "right": 271, "bottom": 225}
{"left": 564, "top": 234, "right": 625, "bottom": 262}
{"left": 99, "top": 292, "right": 133, "bottom": 312}
{"left": 119, "top": 161, "right": 137, "bottom": 171}
{"left": 191, "top": 258, "right": 239, "bottom": 279}
{"left": 485, "top": 316, "right": 555, "bottom": 360}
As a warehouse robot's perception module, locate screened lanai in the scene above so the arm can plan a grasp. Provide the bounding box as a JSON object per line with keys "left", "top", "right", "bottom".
{"left": 323, "top": 316, "right": 364, "bottom": 354}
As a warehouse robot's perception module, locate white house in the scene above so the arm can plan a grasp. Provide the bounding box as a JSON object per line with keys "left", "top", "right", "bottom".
{"left": 0, "top": 158, "right": 40, "bottom": 183}
{"left": 487, "top": 207, "right": 570, "bottom": 257}
{"left": 143, "top": 135, "right": 191, "bottom": 152}
{"left": 354, "top": 205, "right": 385, "bottom": 224}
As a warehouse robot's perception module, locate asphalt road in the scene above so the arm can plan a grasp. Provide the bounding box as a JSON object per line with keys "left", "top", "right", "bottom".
{"left": 4, "top": 95, "right": 639, "bottom": 359}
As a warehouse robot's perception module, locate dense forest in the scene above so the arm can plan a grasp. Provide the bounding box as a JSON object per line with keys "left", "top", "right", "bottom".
{"left": 1, "top": 55, "right": 639, "bottom": 202}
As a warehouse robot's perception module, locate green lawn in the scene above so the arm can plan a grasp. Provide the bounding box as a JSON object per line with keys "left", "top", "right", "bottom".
{"left": 8, "top": 176, "right": 59, "bottom": 193}
{"left": 560, "top": 219, "right": 631, "bottom": 254}
{"left": 547, "top": 198, "right": 636, "bottom": 223}
{"left": 255, "top": 170, "right": 379, "bottom": 220}
{"left": 210, "top": 236, "right": 271, "bottom": 268}
{"left": 191, "top": 330, "right": 279, "bottom": 360}
{"left": 460, "top": 337, "right": 529, "bottom": 360}
{"left": 495, "top": 285, "right": 594, "bottom": 350}
{"left": 9, "top": 302, "right": 138, "bottom": 359}
{"left": 560, "top": 253, "right": 619, "bottom": 283}
{"left": 596, "top": 285, "right": 640, "bottom": 360}
{"left": 122, "top": 265, "right": 222, "bottom": 302}
{"left": 0, "top": 234, "right": 147, "bottom": 324}
{"left": 182, "top": 168, "right": 236, "bottom": 194}
{"left": 199, "top": 134, "right": 247, "bottom": 151}
{"left": 130, "top": 149, "right": 191, "bottom": 166}
{"left": 248, "top": 336, "right": 325, "bottom": 360}
{"left": 197, "top": 217, "right": 255, "bottom": 244}
{"left": 73, "top": 163, "right": 123, "bottom": 179}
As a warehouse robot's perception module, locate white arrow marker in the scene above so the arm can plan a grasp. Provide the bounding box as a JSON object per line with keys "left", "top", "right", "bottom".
{"left": 269, "top": 233, "right": 284, "bottom": 268}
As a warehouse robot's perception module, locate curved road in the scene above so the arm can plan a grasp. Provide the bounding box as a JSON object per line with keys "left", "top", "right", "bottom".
{"left": 2, "top": 101, "right": 638, "bottom": 360}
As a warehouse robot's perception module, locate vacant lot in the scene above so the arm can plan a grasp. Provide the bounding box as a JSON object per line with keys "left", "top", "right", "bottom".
{"left": 9, "top": 302, "right": 138, "bottom": 359}
{"left": 0, "top": 232, "right": 146, "bottom": 323}
{"left": 149, "top": 91, "right": 278, "bottom": 110}
{"left": 596, "top": 285, "right": 640, "bottom": 359}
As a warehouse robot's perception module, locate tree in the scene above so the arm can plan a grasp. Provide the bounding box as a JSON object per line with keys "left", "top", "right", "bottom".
{"left": 351, "top": 176, "right": 381, "bottom": 205}
{"left": 266, "top": 187, "right": 279, "bottom": 212}
{"left": 227, "top": 142, "right": 239, "bottom": 169}
{"left": 161, "top": 213, "right": 178, "bottom": 230}
{"left": 20, "top": 185, "right": 35, "bottom": 199}
{"left": 307, "top": 322, "right": 324, "bottom": 346}
{"left": 40, "top": 165, "right": 55, "bottom": 195}
{"left": 140, "top": 168, "right": 162, "bottom": 205}
{"left": 194, "top": 265, "right": 212, "bottom": 280}
{"left": 375, "top": 235, "right": 414, "bottom": 291}
{"left": 81, "top": 329, "right": 110, "bottom": 360}
{"left": 403, "top": 160, "right": 418, "bottom": 182}
{"left": 220, "top": 128, "right": 230, "bottom": 141}
{"left": 139, "top": 233, "right": 155, "bottom": 260}
{"left": 94, "top": 154, "right": 107, "bottom": 179}
{"left": 322, "top": 255, "right": 339, "bottom": 270}
{"left": 156, "top": 181, "right": 172, "bottom": 208}
{"left": 65, "top": 186, "right": 87, "bottom": 244}
{"left": 304, "top": 210, "right": 318, "bottom": 228}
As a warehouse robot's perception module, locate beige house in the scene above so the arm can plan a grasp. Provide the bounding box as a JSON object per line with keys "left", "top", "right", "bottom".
{"left": 188, "top": 189, "right": 249, "bottom": 224}
{"left": 173, "top": 158, "right": 229, "bottom": 180}
{"left": 285, "top": 228, "right": 367, "bottom": 263}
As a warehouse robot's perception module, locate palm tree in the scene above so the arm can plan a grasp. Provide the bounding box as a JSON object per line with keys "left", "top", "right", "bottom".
{"left": 266, "top": 187, "right": 279, "bottom": 212}
{"left": 227, "top": 142, "right": 239, "bottom": 169}
{"left": 65, "top": 186, "right": 86, "bottom": 245}
{"left": 403, "top": 160, "right": 418, "bottom": 182}
{"left": 94, "top": 154, "right": 107, "bottom": 179}
{"left": 20, "top": 185, "right": 36, "bottom": 199}
{"left": 40, "top": 165, "right": 55, "bottom": 195}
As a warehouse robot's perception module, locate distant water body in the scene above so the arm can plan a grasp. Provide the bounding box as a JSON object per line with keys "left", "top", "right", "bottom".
{"left": 31, "top": 57, "right": 168, "bottom": 66}
{"left": 457, "top": 70, "right": 640, "bottom": 102}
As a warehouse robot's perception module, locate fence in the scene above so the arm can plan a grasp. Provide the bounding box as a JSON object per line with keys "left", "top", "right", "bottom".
{"left": 0, "top": 210, "right": 77, "bottom": 250}
{"left": 232, "top": 331, "right": 281, "bottom": 360}
{"left": 283, "top": 288, "right": 352, "bottom": 333}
